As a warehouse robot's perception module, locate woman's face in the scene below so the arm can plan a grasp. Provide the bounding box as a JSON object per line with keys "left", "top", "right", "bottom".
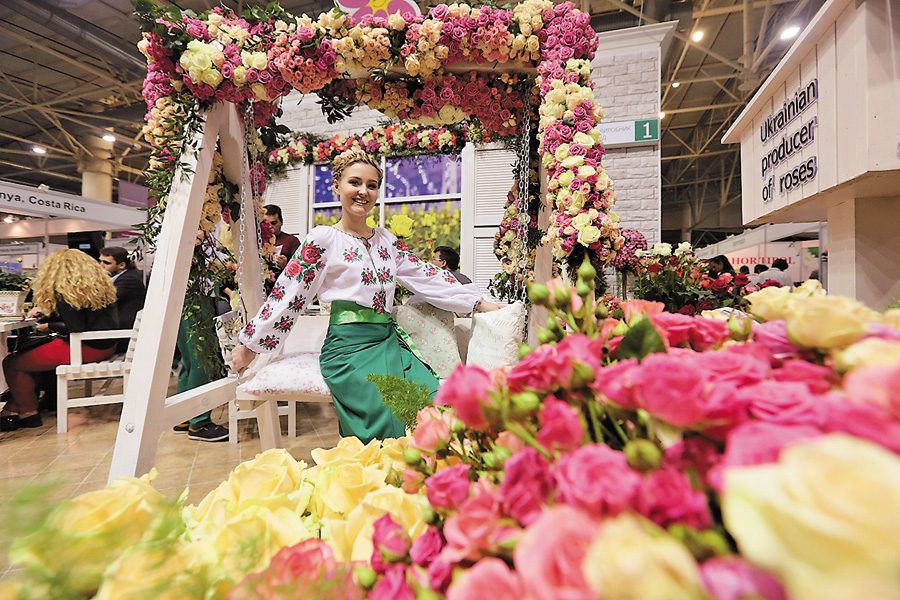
{"left": 335, "top": 162, "right": 380, "bottom": 219}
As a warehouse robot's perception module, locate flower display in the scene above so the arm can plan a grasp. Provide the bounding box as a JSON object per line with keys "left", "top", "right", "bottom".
{"left": 629, "top": 241, "right": 756, "bottom": 313}
{"left": 7, "top": 264, "right": 900, "bottom": 599}
{"left": 133, "top": 0, "right": 620, "bottom": 278}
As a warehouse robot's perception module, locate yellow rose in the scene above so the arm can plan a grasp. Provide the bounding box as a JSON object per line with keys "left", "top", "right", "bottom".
{"left": 785, "top": 297, "right": 868, "bottom": 350}
{"left": 557, "top": 169, "right": 575, "bottom": 189}
{"left": 577, "top": 226, "right": 601, "bottom": 246}
{"left": 583, "top": 514, "right": 703, "bottom": 600}
{"left": 310, "top": 462, "right": 388, "bottom": 518}
{"left": 833, "top": 338, "right": 900, "bottom": 373}
{"left": 9, "top": 471, "right": 170, "bottom": 594}
{"left": 561, "top": 155, "right": 585, "bottom": 169}
{"left": 879, "top": 308, "right": 900, "bottom": 330}
{"left": 322, "top": 485, "right": 427, "bottom": 562}
{"left": 200, "top": 68, "right": 223, "bottom": 87}
{"left": 187, "top": 449, "right": 309, "bottom": 528}
{"left": 554, "top": 143, "right": 570, "bottom": 162}
{"left": 251, "top": 83, "right": 270, "bottom": 101}
{"left": 577, "top": 165, "right": 596, "bottom": 179}
{"left": 94, "top": 541, "right": 211, "bottom": 600}
{"left": 573, "top": 131, "right": 594, "bottom": 147}
{"left": 388, "top": 13, "right": 406, "bottom": 30}
{"left": 571, "top": 212, "right": 592, "bottom": 230}
{"left": 312, "top": 436, "right": 383, "bottom": 468}
{"left": 723, "top": 434, "right": 900, "bottom": 600}
{"left": 545, "top": 88, "right": 566, "bottom": 104}
{"left": 388, "top": 213, "right": 414, "bottom": 238}
{"left": 792, "top": 278, "right": 827, "bottom": 297}
{"left": 745, "top": 286, "right": 794, "bottom": 321}
{"left": 570, "top": 191, "right": 587, "bottom": 211}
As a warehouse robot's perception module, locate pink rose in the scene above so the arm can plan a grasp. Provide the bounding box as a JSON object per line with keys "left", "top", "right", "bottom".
{"left": 409, "top": 526, "right": 443, "bottom": 567}
{"left": 441, "top": 490, "right": 519, "bottom": 563}
{"left": 410, "top": 407, "right": 453, "bottom": 453}
{"left": 498, "top": 447, "right": 555, "bottom": 525}
{"left": 555, "top": 444, "right": 641, "bottom": 516}
{"left": 536, "top": 396, "right": 585, "bottom": 452}
{"left": 401, "top": 466, "right": 425, "bottom": 494}
{"left": 591, "top": 357, "right": 639, "bottom": 408}
{"left": 621, "top": 299, "right": 665, "bottom": 324}
{"left": 752, "top": 320, "right": 801, "bottom": 357}
{"left": 700, "top": 556, "right": 787, "bottom": 600}
{"left": 495, "top": 430, "right": 525, "bottom": 454}
{"left": 709, "top": 421, "right": 821, "bottom": 491}
{"left": 514, "top": 505, "right": 598, "bottom": 600}
{"left": 662, "top": 437, "right": 722, "bottom": 488}
{"left": 688, "top": 317, "right": 730, "bottom": 351}
{"left": 370, "top": 564, "right": 414, "bottom": 600}
{"left": 372, "top": 514, "right": 411, "bottom": 563}
{"left": 434, "top": 364, "right": 495, "bottom": 430}
{"left": 820, "top": 393, "right": 900, "bottom": 454}
{"left": 742, "top": 381, "right": 825, "bottom": 426}
{"left": 446, "top": 557, "right": 524, "bottom": 600}
{"left": 635, "top": 468, "right": 712, "bottom": 529}
{"left": 704, "top": 343, "right": 772, "bottom": 387}
{"left": 649, "top": 312, "right": 695, "bottom": 347}
{"left": 841, "top": 364, "right": 900, "bottom": 414}
{"left": 630, "top": 353, "right": 710, "bottom": 426}
{"left": 425, "top": 464, "right": 471, "bottom": 512}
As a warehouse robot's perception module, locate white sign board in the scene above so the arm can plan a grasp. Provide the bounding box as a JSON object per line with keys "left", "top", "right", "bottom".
{"left": 0, "top": 181, "right": 143, "bottom": 228}
{"left": 596, "top": 119, "right": 660, "bottom": 147}
{"left": 724, "top": 241, "right": 819, "bottom": 284}
{"left": 0, "top": 243, "right": 42, "bottom": 257}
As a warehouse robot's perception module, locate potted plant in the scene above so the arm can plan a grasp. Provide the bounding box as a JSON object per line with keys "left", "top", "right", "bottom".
{"left": 0, "top": 271, "right": 31, "bottom": 316}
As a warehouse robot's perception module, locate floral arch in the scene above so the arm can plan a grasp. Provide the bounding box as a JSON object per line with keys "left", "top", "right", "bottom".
{"left": 135, "top": 0, "right": 624, "bottom": 289}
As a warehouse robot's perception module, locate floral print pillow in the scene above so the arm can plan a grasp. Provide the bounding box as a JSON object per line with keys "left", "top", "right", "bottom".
{"left": 466, "top": 301, "right": 526, "bottom": 371}
{"left": 237, "top": 352, "right": 331, "bottom": 399}
{"left": 394, "top": 302, "right": 462, "bottom": 379}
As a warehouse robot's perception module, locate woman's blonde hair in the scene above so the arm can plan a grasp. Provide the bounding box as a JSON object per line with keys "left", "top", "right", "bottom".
{"left": 32, "top": 249, "right": 117, "bottom": 313}
{"left": 331, "top": 147, "right": 383, "bottom": 189}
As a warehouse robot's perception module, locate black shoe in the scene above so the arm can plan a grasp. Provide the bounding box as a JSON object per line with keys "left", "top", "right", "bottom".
{"left": 173, "top": 422, "right": 189, "bottom": 434}
{"left": 187, "top": 422, "right": 229, "bottom": 442}
{"left": 0, "top": 413, "right": 41, "bottom": 432}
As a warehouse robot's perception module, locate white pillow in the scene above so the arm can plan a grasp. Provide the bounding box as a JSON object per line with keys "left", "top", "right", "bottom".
{"left": 237, "top": 352, "right": 331, "bottom": 398}
{"left": 394, "top": 302, "right": 462, "bottom": 378}
{"left": 466, "top": 301, "right": 526, "bottom": 370}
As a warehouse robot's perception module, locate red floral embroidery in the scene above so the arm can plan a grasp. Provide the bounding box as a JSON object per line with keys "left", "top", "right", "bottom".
{"left": 261, "top": 335, "right": 279, "bottom": 350}
{"left": 284, "top": 259, "right": 301, "bottom": 278}
{"left": 301, "top": 242, "right": 323, "bottom": 263}
{"left": 274, "top": 316, "right": 294, "bottom": 333}
{"left": 260, "top": 306, "right": 272, "bottom": 321}
{"left": 378, "top": 247, "right": 390, "bottom": 260}
{"left": 288, "top": 297, "right": 305, "bottom": 312}
{"left": 271, "top": 284, "right": 285, "bottom": 300}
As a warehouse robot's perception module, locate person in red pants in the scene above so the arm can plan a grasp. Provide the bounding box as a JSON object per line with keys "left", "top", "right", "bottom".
{"left": 1, "top": 250, "right": 119, "bottom": 431}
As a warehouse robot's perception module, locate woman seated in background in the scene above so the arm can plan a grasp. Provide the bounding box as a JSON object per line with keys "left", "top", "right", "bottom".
{"left": 1, "top": 249, "right": 119, "bottom": 431}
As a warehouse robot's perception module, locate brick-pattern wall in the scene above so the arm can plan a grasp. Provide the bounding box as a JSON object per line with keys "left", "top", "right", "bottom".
{"left": 278, "top": 91, "right": 383, "bottom": 137}
{"left": 591, "top": 48, "right": 661, "bottom": 246}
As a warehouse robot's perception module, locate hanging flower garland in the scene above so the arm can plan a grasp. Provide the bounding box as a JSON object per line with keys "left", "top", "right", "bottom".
{"left": 133, "top": 0, "right": 621, "bottom": 280}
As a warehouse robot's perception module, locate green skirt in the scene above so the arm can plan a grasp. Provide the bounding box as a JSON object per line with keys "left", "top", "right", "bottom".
{"left": 319, "top": 306, "right": 439, "bottom": 443}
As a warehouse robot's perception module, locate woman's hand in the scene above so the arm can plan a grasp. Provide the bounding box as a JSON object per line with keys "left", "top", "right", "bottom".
{"left": 477, "top": 299, "right": 502, "bottom": 312}
{"left": 35, "top": 323, "right": 50, "bottom": 333}
{"left": 27, "top": 307, "right": 45, "bottom": 319}
{"left": 231, "top": 344, "right": 256, "bottom": 375}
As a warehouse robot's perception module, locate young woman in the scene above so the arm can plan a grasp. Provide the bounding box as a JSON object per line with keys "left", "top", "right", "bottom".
{"left": 232, "top": 148, "right": 499, "bottom": 442}
{"left": 1, "top": 249, "right": 119, "bottom": 431}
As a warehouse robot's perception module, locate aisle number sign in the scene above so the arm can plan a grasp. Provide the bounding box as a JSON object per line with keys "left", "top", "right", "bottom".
{"left": 595, "top": 119, "right": 660, "bottom": 147}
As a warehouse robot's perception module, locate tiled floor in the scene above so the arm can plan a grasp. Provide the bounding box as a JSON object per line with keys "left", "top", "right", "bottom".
{"left": 0, "top": 377, "right": 341, "bottom": 579}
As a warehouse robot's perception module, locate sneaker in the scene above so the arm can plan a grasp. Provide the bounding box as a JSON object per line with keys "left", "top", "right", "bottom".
{"left": 173, "top": 422, "right": 189, "bottom": 434}
{"left": 188, "top": 422, "right": 229, "bottom": 442}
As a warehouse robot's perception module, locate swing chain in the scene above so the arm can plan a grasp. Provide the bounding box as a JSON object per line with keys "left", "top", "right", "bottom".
{"left": 513, "top": 105, "right": 531, "bottom": 306}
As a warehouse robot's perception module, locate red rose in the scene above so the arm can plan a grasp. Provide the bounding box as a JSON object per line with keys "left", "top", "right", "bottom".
{"left": 678, "top": 305, "right": 696, "bottom": 315}
{"left": 758, "top": 279, "right": 783, "bottom": 288}
{"left": 696, "top": 299, "right": 716, "bottom": 311}
{"left": 300, "top": 243, "right": 322, "bottom": 263}
{"left": 710, "top": 277, "right": 730, "bottom": 292}
{"left": 284, "top": 259, "right": 301, "bottom": 278}
{"left": 647, "top": 263, "right": 663, "bottom": 274}
{"left": 733, "top": 273, "right": 750, "bottom": 287}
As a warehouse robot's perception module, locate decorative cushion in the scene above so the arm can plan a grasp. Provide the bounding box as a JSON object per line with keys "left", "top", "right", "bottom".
{"left": 466, "top": 301, "right": 526, "bottom": 370}
{"left": 237, "top": 352, "right": 331, "bottom": 398}
{"left": 394, "top": 302, "right": 462, "bottom": 378}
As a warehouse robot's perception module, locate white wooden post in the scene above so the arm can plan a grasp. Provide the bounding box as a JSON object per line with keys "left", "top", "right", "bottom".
{"left": 109, "top": 105, "right": 243, "bottom": 480}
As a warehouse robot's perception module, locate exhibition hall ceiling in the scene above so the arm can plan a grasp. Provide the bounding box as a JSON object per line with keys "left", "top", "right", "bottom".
{"left": 0, "top": 0, "right": 824, "bottom": 241}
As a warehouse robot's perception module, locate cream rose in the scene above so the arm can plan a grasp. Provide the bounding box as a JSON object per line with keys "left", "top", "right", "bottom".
{"left": 723, "top": 434, "right": 900, "bottom": 600}
{"left": 785, "top": 297, "right": 867, "bottom": 350}
{"left": 311, "top": 437, "right": 383, "bottom": 468}
{"left": 577, "top": 226, "right": 602, "bottom": 246}
{"left": 745, "top": 286, "right": 794, "bottom": 322}
{"left": 583, "top": 514, "right": 703, "bottom": 600}
{"left": 833, "top": 338, "right": 900, "bottom": 373}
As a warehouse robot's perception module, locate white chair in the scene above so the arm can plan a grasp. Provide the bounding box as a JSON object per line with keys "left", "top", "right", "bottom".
{"left": 55, "top": 311, "right": 142, "bottom": 433}
{"left": 214, "top": 311, "right": 299, "bottom": 444}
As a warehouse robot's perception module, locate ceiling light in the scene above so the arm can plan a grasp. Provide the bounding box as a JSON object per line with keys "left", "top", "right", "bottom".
{"left": 780, "top": 25, "right": 801, "bottom": 40}
{"left": 671, "top": 81, "right": 680, "bottom": 88}
{"left": 32, "top": 146, "right": 46, "bottom": 154}
{"left": 691, "top": 31, "right": 704, "bottom": 42}
{"left": 102, "top": 134, "right": 116, "bottom": 142}
{"left": 659, "top": 111, "right": 666, "bottom": 119}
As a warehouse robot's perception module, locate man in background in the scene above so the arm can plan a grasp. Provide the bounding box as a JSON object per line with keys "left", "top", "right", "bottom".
{"left": 263, "top": 205, "right": 301, "bottom": 276}
{"left": 99, "top": 246, "right": 146, "bottom": 334}
{"left": 432, "top": 246, "right": 472, "bottom": 284}
{"left": 766, "top": 258, "right": 794, "bottom": 287}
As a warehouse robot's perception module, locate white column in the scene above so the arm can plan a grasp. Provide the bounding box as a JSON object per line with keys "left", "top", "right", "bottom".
{"left": 79, "top": 133, "right": 114, "bottom": 203}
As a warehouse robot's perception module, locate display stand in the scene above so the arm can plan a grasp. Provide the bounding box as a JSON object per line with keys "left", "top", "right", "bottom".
{"left": 108, "top": 104, "right": 274, "bottom": 480}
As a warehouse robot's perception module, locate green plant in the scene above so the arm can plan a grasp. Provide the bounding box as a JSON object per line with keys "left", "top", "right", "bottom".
{"left": 0, "top": 271, "right": 31, "bottom": 291}
{"left": 365, "top": 373, "right": 432, "bottom": 431}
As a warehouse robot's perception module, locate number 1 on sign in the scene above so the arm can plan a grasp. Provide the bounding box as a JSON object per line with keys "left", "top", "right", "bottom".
{"left": 642, "top": 122, "right": 651, "bottom": 138}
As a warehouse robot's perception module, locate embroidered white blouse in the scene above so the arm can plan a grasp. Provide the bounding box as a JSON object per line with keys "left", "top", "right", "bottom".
{"left": 238, "top": 226, "right": 483, "bottom": 354}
